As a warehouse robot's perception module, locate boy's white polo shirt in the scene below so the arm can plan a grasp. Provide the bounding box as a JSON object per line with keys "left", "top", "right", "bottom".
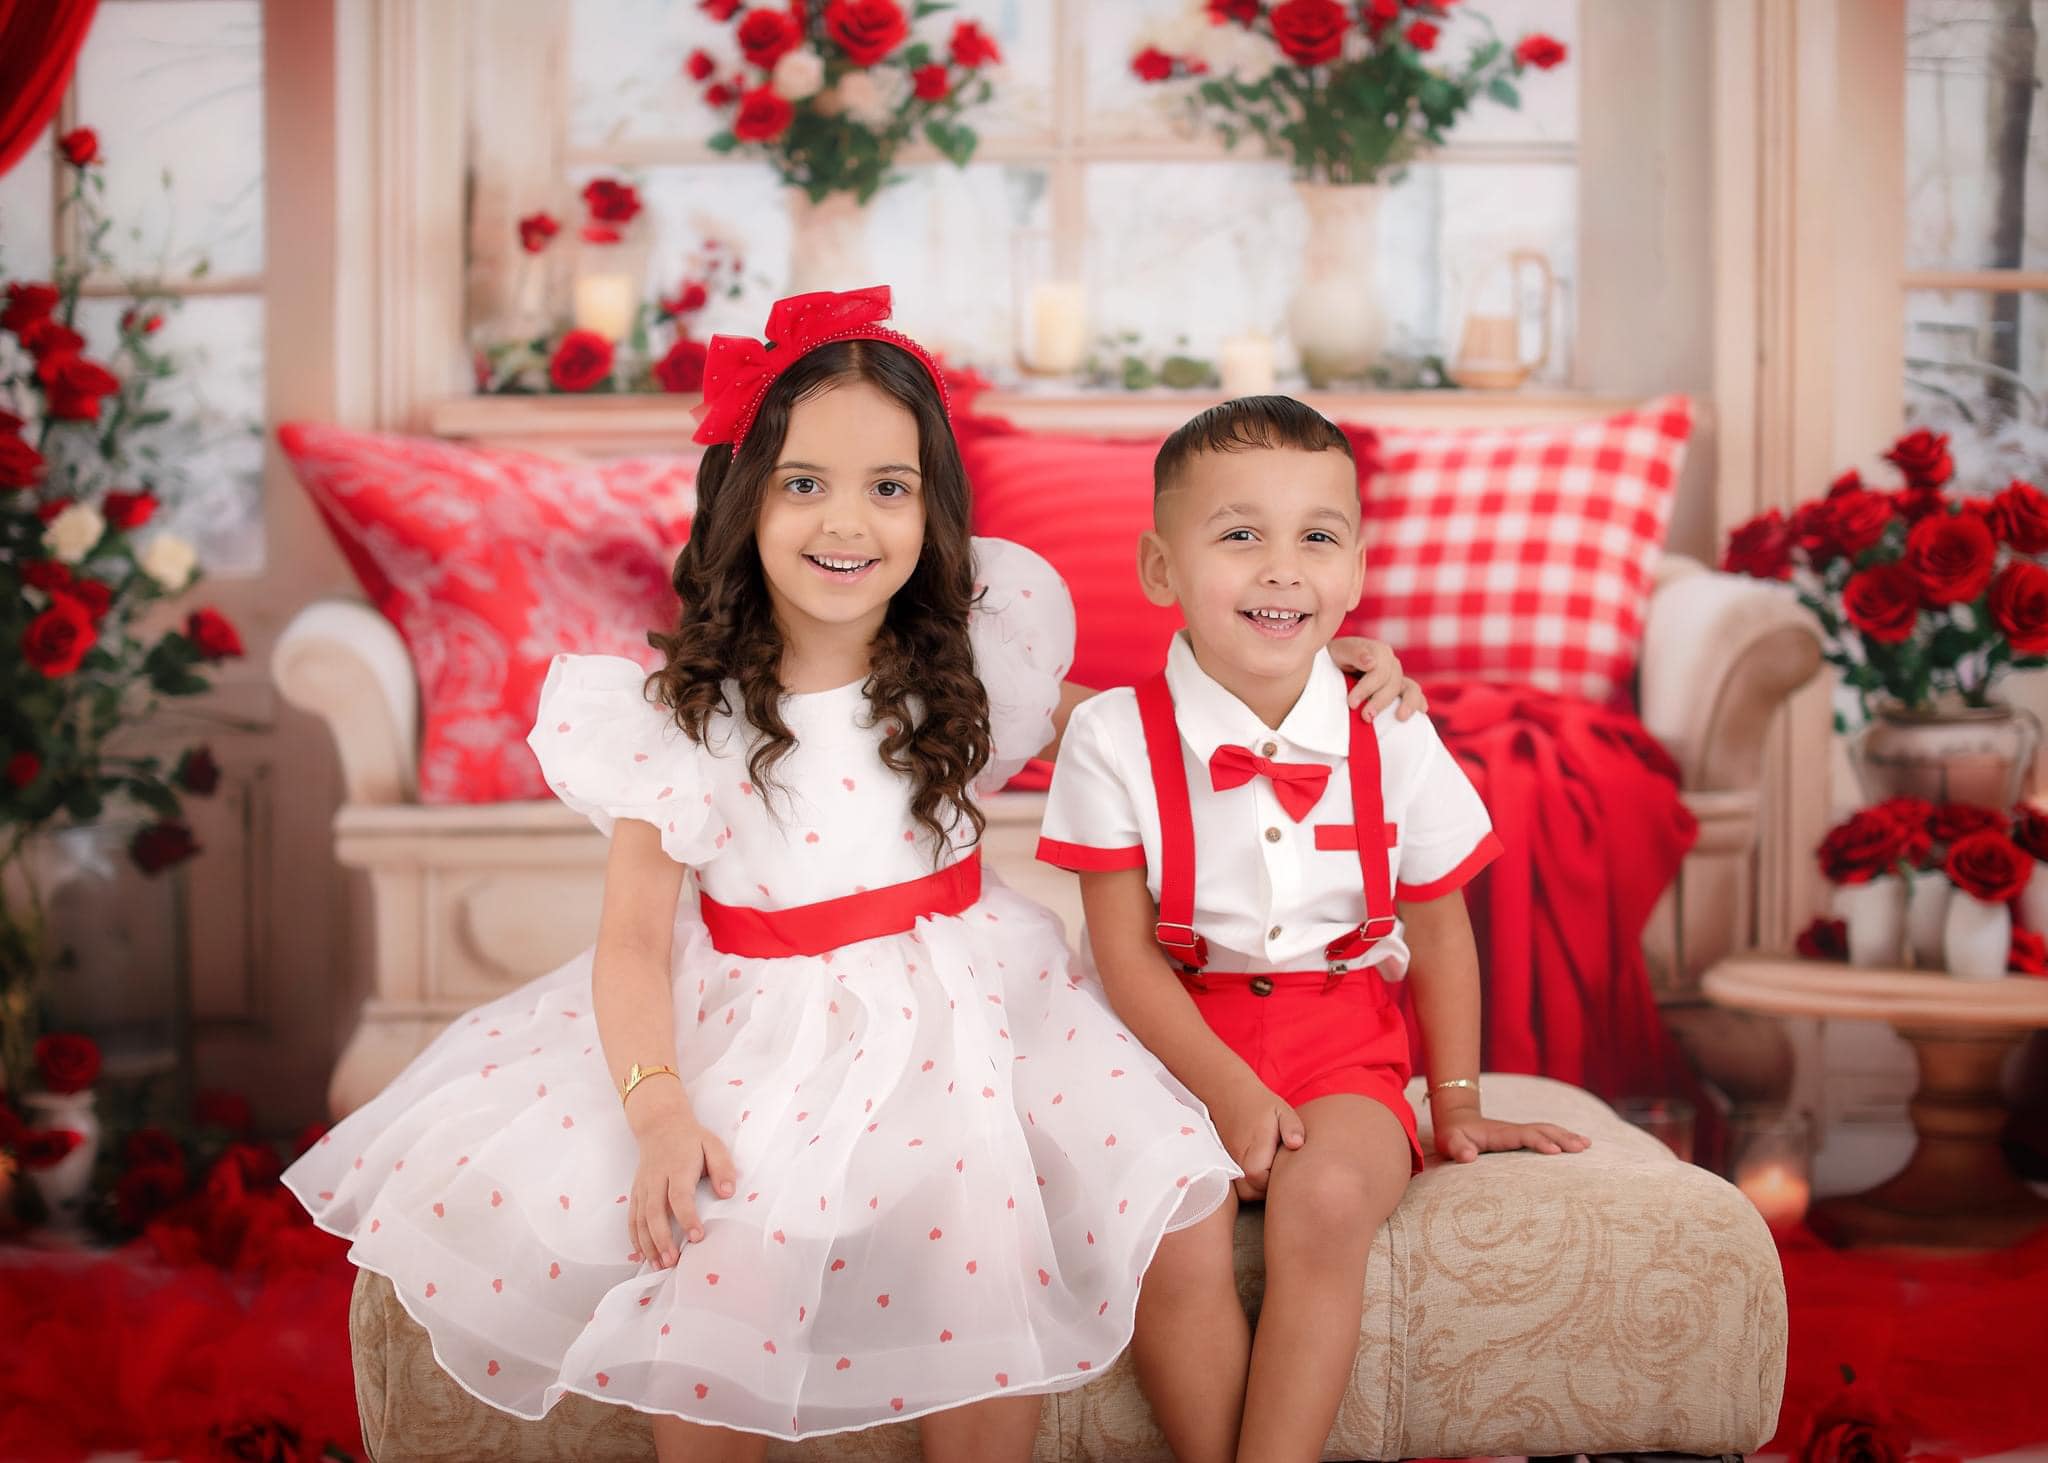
{"left": 1038, "top": 633, "right": 1501, "bottom": 979}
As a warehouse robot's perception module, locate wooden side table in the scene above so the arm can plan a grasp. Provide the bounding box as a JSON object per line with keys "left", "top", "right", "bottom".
{"left": 1702, "top": 952, "right": 2048, "bottom": 1251}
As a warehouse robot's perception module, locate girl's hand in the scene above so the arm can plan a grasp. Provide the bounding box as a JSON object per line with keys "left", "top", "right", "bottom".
{"left": 629, "top": 1116, "right": 737, "bottom": 1268}
{"left": 1327, "top": 636, "right": 1428, "bottom": 722}
{"left": 1213, "top": 1076, "right": 1306, "bottom": 1201}
{"left": 1433, "top": 1112, "right": 1591, "bottom": 1165}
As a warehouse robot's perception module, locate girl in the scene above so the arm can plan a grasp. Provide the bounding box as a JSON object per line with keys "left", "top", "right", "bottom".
{"left": 283, "top": 287, "right": 1418, "bottom": 1461}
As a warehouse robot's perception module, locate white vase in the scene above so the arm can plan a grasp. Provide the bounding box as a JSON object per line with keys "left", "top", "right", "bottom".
{"left": 21, "top": 1089, "right": 100, "bottom": 1229}
{"left": 1904, "top": 868, "right": 1953, "bottom": 970}
{"left": 787, "top": 189, "right": 874, "bottom": 295}
{"left": 2017, "top": 859, "right": 2048, "bottom": 936}
{"left": 1831, "top": 875, "right": 1906, "bottom": 968}
{"left": 1943, "top": 893, "right": 2012, "bottom": 981}
{"left": 1286, "top": 181, "right": 1385, "bottom": 388}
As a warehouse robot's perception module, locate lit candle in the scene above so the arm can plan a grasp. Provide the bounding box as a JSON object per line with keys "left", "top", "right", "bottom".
{"left": 1026, "top": 281, "right": 1088, "bottom": 375}
{"left": 1735, "top": 1160, "right": 1811, "bottom": 1228}
{"left": 573, "top": 272, "right": 640, "bottom": 343}
{"left": 1219, "top": 333, "right": 1276, "bottom": 396}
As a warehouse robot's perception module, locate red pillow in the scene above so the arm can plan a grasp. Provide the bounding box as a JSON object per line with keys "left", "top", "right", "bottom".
{"left": 278, "top": 423, "right": 697, "bottom": 803}
{"left": 1338, "top": 395, "right": 1691, "bottom": 706}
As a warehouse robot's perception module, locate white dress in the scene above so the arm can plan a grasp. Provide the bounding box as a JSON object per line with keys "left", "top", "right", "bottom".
{"left": 283, "top": 538, "right": 1239, "bottom": 1441}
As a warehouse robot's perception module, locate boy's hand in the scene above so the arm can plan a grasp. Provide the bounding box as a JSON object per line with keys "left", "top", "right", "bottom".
{"left": 1433, "top": 1111, "right": 1591, "bottom": 1165}
{"left": 1213, "top": 1076, "right": 1306, "bottom": 1200}
{"left": 1327, "top": 636, "right": 1428, "bottom": 722}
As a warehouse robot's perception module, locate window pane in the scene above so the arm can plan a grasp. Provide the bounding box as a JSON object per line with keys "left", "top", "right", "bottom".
{"left": 1905, "top": 288, "right": 2048, "bottom": 484}
{"left": 569, "top": 0, "right": 1054, "bottom": 148}
{"left": 1082, "top": 0, "right": 1578, "bottom": 147}
{"left": 72, "top": 0, "right": 265, "bottom": 280}
{"left": 1082, "top": 160, "right": 1574, "bottom": 382}
{"left": 1905, "top": 0, "right": 2047, "bottom": 271}
{"left": 0, "top": 126, "right": 55, "bottom": 282}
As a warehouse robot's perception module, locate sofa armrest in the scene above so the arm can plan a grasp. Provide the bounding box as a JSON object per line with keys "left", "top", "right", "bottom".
{"left": 272, "top": 599, "right": 419, "bottom": 806}
{"left": 1640, "top": 553, "right": 1824, "bottom": 793}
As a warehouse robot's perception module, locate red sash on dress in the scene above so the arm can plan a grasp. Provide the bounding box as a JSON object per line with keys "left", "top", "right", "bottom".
{"left": 698, "top": 848, "right": 982, "bottom": 958}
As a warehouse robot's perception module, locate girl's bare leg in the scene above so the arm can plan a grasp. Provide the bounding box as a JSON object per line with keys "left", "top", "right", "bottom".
{"left": 1133, "top": 1191, "right": 1247, "bottom": 1463}
{"left": 650, "top": 1415, "right": 769, "bottom": 1463}
{"left": 920, "top": 1393, "right": 1044, "bottom": 1463}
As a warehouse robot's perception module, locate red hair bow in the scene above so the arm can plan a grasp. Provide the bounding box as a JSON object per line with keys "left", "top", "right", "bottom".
{"left": 690, "top": 284, "right": 950, "bottom": 449}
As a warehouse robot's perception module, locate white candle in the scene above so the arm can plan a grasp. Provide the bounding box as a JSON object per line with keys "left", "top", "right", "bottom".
{"left": 1026, "top": 281, "right": 1088, "bottom": 375}
{"left": 1219, "top": 333, "right": 1276, "bottom": 396}
{"left": 1735, "top": 1160, "right": 1811, "bottom": 1228}
{"left": 573, "top": 272, "right": 640, "bottom": 342}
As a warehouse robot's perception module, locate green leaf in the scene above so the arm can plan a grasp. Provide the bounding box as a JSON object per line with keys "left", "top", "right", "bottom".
{"left": 1486, "top": 77, "right": 1520, "bottom": 108}
{"left": 706, "top": 132, "right": 739, "bottom": 154}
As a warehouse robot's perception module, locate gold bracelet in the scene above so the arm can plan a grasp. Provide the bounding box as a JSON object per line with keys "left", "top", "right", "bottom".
{"left": 621, "top": 1062, "right": 681, "bottom": 1105}
{"left": 1429, "top": 1077, "right": 1480, "bottom": 1097}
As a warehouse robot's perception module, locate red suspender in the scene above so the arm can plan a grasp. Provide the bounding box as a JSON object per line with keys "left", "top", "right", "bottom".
{"left": 1136, "top": 670, "right": 1398, "bottom": 978}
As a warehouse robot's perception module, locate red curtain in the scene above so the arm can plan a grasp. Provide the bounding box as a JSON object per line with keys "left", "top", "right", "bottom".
{"left": 0, "top": 0, "right": 99, "bottom": 181}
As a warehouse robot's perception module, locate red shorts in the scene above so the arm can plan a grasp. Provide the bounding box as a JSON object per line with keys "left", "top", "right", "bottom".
{"left": 1183, "top": 968, "right": 1424, "bottom": 1175}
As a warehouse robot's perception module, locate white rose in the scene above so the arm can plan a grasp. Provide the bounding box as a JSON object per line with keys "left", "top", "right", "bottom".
{"left": 139, "top": 532, "right": 198, "bottom": 592}
{"left": 42, "top": 503, "right": 105, "bottom": 565}
{"left": 833, "top": 71, "right": 895, "bottom": 128}
{"left": 772, "top": 47, "right": 824, "bottom": 102}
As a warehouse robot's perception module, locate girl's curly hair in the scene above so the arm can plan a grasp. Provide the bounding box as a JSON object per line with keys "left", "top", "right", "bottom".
{"left": 647, "top": 339, "right": 990, "bottom": 855}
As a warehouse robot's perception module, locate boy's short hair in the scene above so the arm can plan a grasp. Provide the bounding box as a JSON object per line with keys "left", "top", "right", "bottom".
{"left": 1153, "top": 394, "right": 1354, "bottom": 498}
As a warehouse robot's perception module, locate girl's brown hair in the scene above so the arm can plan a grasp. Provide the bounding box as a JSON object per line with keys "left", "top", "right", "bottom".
{"left": 648, "top": 340, "right": 990, "bottom": 854}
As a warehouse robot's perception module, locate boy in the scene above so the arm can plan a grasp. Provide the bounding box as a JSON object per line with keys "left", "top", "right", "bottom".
{"left": 1037, "top": 397, "right": 1588, "bottom": 1463}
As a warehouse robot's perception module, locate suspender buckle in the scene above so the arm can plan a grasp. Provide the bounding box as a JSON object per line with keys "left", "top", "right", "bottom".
{"left": 1154, "top": 921, "right": 1210, "bottom": 972}
{"left": 1323, "top": 914, "right": 1399, "bottom": 976}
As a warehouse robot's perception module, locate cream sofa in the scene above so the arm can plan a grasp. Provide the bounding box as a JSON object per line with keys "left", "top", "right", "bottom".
{"left": 346, "top": 1074, "right": 1787, "bottom": 1461}
{"left": 273, "top": 553, "right": 1821, "bottom": 1118}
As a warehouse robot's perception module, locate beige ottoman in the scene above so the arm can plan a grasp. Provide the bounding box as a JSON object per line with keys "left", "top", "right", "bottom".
{"left": 348, "top": 1074, "right": 1786, "bottom": 1461}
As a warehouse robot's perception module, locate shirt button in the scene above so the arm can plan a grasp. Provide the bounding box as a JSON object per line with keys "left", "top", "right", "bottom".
{"left": 1264, "top": 826, "right": 1281, "bottom": 843}
{"left": 1268, "top": 925, "right": 1283, "bottom": 940}
{"left": 1260, "top": 741, "right": 1278, "bottom": 757}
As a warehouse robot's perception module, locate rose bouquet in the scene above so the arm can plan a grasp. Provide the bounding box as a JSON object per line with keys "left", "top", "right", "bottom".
{"left": 1723, "top": 428, "right": 2048, "bottom": 729}
{"left": 1, "top": 129, "right": 243, "bottom": 1098}
{"left": 1129, "top": 0, "right": 1568, "bottom": 184}
{"left": 693, "top": 0, "right": 1003, "bottom": 202}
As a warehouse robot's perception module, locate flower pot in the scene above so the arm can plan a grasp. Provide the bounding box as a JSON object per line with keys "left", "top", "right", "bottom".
{"left": 1943, "top": 893, "right": 2012, "bottom": 981}
{"left": 21, "top": 1088, "right": 99, "bottom": 1229}
{"left": 1286, "top": 181, "right": 1385, "bottom": 387}
{"left": 1849, "top": 701, "right": 2041, "bottom": 809}
{"left": 787, "top": 189, "right": 874, "bottom": 295}
{"left": 1904, "top": 868, "right": 1953, "bottom": 970}
{"left": 1830, "top": 875, "right": 1906, "bottom": 968}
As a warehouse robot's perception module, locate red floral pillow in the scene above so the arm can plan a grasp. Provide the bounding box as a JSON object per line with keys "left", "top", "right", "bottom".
{"left": 277, "top": 423, "right": 697, "bottom": 803}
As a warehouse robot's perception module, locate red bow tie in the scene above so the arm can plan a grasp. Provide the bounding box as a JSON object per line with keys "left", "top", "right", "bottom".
{"left": 1208, "top": 745, "right": 1331, "bottom": 822}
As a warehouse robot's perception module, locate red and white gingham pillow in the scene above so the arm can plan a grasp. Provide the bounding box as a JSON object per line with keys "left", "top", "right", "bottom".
{"left": 1339, "top": 395, "right": 1692, "bottom": 706}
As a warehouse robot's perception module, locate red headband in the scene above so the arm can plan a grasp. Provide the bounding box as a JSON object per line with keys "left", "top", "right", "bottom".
{"left": 690, "top": 284, "right": 951, "bottom": 450}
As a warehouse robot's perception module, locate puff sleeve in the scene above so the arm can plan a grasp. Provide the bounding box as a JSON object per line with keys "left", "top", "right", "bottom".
{"left": 968, "top": 537, "right": 1078, "bottom": 796}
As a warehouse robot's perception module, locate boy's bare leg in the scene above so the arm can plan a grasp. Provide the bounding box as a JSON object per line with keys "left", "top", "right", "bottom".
{"left": 651, "top": 1416, "right": 769, "bottom": 1462}
{"left": 920, "top": 1394, "right": 1044, "bottom": 1463}
{"left": 1236, "top": 1095, "right": 1412, "bottom": 1463}
{"left": 1133, "top": 1190, "right": 1247, "bottom": 1463}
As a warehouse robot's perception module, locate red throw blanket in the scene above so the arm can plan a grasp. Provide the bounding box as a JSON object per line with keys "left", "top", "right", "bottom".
{"left": 1399, "top": 681, "right": 1700, "bottom": 1102}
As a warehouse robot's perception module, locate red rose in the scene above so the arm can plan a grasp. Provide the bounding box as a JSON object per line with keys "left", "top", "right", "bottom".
{"left": 1841, "top": 563, "right": 1921, "bottom": 644}
{"left": 216, "top": 1139, "right": 285, "bottom": 1191}
{"left": 22, "top": 318, "right": 84, "bottom": 359}
{"left": 0, "top": 434, "right": 43, "bottom": 490}
{"left": 293, "top": 1122, "right": 330, "bottom": 1157}
{"left": 653, "top": 337, "right": 710, "bottom": 394}
{"left": 1801, "top": 1414, "right": 1909, "bottom": 1463}
{"left": 661, "top": 280, "right": 710, "bottom": 316}
{"left": 5, "top": 751, "right": 38, "bottom": 788}
{"left": 825, "top": 0, "right": 908, "bottom": 65}
{"left": 1885, "top": 427, "right": 1954, "bottom": 490}
{"left": 1817, "top": 808, "right": 1913, "bottom": 884}
{"left": 687, "top": 48, "right": 718, "bottom": 82}
{"left": 115, "top": 1162, "right": 187, "bottom": 1230}
{"left": 1795, "top": 917, "right": 1848, "bottom": 962}
{"left": 517, "top": 211, "right": 560, "bottom": 253}
{"left": 1929, "top": 802, "right": 2006, "bottom": 845}
{"left": 950, "top": 19, "right": 1001, "bottom": 67}
{"left": 34, "top": 1033, "right": 101, "bottom": 1094}
{"left": 186, "top": 606, "right": 245, "bottom": 660}
{"left": 22, "top": 561, "right": 71, "bottom": 592}
{"left": 1991, "top": 561, "right": 2048, "bottom": 656}
{"left": 1946, "top": 829, "right": 2032, "bottom": 903}
{"left": 547, "top": 329, "right": 614, "bottom": 392}
{"left": 732, "top": 85, "right": 796, "bottom": 141}
{"left": 35, "top": 496, "right": 71, "bottom": 523}
{"left": 737, "top": 6, "right": 802, "bottom": 68}
{"left": 2015, "top": 807, "right": 2048, "bottom": 862}
{"left": 1871, "top": 796, "right": 1935, "bottom": 867}
{"left": 18, "top": 1129, "right": 83, "bottom": 1171}
{"left": 195, "top": 1088, "right": 254, "bottom": 1134}
{"left": 1905, "top": 510, "right": 1996, "bottom": 606}
{"left": 177, "top": 744, "right": 222, "bottom": 796}
{"left": 1988, "top": 478, "right": 2048, "bottom": 554}
{"left": 1821, "top": 489, "right": 1894, "bottom": 558}
{"left": 2014, "top": 927, "right": 2048, "bottom": 976}
{"left": 580, "top": 177, "right": 642, "bottom": 225}
{"left": 69, "top": 578, "right": 112, "bottom": 622}
{"left": 913, "top": 63, "right": 951, "bottom": 100}
{"left": 130, "top": 820, "right": 201, "bottom": 874}
{"left": 702, "top": 0, "right": 742, "bottom": 16}
{"left": 22, "top": 596, "right": 97, "bottom": 677}
{"left": 1721, "top": 509, "right": 1792, "bottom": 579}
{"left": 41, "top": 354, "right": 122, "bottom": 421}
{"left": 124, "top": 1126, "right": 186, "bottom": 1169}
{"left": 1207, "top": 0, "right": 1261, "bottom": 23}
{"left": 1269, "top": 0, "right": 1349, "bottom": 64}
{"left": 102, "top": 489, "right": 158, "bottom": 529}
{"left": 58, "top": 127, "right": 98, "bottom": 166}
{"left": 1405, "top": 19, "right": 1439, "bottom": 49}
{"left": 1514, "top": 32, "right": 1568, "bottom": 68}
{"left": 1131, "top": 46, "right": 1177, "bottom": 81}
{"left": 1, "top": 282, "right": 58, "bottom": 333}
{"left": 705, "top": 81, "right": 737, "bottom": 106}
{"left": 1360, "top": 0, "right": 1399, "bottom": 37}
